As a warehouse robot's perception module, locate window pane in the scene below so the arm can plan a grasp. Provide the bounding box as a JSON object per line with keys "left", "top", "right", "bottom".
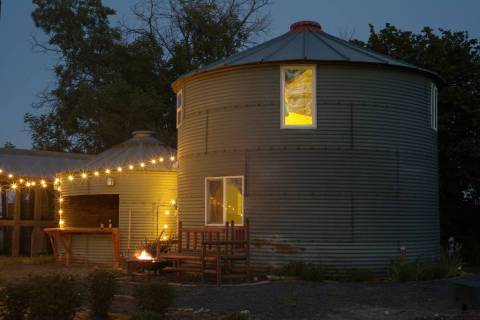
{"left": 6, "top": 189, "right": 16, "bottom": 219}
{"left": 284, "top": 67, "right": 314, "bottom": 126}
{"left": 207, "top": 179, "right": 223, "bottom": 224}
{"left": 20, "top": 189, "right": 35, "bottom": 220}
{"left": 225, "top": 178, "right": 243, "bottom": 225}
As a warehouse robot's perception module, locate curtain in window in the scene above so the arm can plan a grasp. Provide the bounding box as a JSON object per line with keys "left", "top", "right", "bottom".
{"left": 225, "top": 178, "right": 243, "bottom": 225}
{"left": 207, "top": 179, "right": 223, "bottom": 224}
{"left": 284, "top": 67, "right": 313, "bottom": 126}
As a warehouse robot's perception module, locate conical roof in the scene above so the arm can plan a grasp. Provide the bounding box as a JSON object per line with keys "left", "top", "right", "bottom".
{"left": 174, "top": 21, "right": 439, "bottom": 86}
{"left": 80, "top": 131, "right": 176, "bottom": 171}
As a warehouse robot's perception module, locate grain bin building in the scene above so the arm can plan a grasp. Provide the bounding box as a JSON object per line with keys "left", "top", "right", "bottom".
{"left": 173, "top": 21, "right": 441, "bottom": 272}
{"left": 55, "top": 131, "right": 177, "bottom": 265}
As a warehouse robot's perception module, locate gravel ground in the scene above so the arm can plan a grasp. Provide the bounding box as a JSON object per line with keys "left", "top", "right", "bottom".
{"left": 1, "top": 259, "right": 479, "bottom": 319}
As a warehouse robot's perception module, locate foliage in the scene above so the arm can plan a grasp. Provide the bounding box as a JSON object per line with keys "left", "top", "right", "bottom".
{"left": 223, "top": 312, "right": 250, "bottom": 320}
{"left": 0, "top": 280, "right": 30, "bottom": 320}
{"left": 87, "top": 269, "right": 118, "bottom": 319}
{"left": 277, "top": 261, "right": 327, "bottom": 282}
{"left": 353, "top": 24, "right": 480, "bottom": 264}
{"left": 28, "top": 274, "right": 84, "bottom": 320}
{"left": 332, "top": 268, "right": 375, "bottom": 282}
{"left": 26, "top": 0, "right": 271, "bottom": 153}
{"left": 131, "top": 310, "right": 164, "bottom": 320}
{"left": 134, "top": 281, "right": 175, "bottom": 315}
{"left": 389, "top": 250, "right": 462, "bottom": 282}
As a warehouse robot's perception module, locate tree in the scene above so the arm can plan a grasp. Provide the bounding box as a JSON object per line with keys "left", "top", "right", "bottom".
{"left": 354, "top": 24, "right": 480, "bottom": 263}
{"left": 25, "top": 0, "right": 271, "bottom": 153}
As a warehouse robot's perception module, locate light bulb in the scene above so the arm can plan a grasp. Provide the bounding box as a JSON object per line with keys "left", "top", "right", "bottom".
{"left": 31, "top": 181, "right": 36, "bottom": 186}
{"left": 128, "top": 165, "right": 134, "bottom": 170}
{"left": 8, "top": 174, "right": 13, "bottom": 179}
{"left": 140, "top": 162, "right": 145, "bottom": 168}
{"left": 105, "top": 169, "right": 111, "bottom": 174}
{"left": 81, "top": 173, "right": 87, "bottom": 179}
{"left": 163, "top": 224, "right": 168, "bottom": 229}
{"left": 151, "top": 159, "right": 156, "bottom": 164}
{"left": 68, "top": 175, "right": 74, "bottom": 181}
{"left": 11, "top": 183, "right": 17, "bottom": 189}
{"left": 165, "top": 210, "right": 170, "bottom": 215}
{"left": 159, "top": 157, "right": 164, "bottom": 162}
{"left": 117, "top": 167, "right": 122, "bottom": 172}
{"left": 94, "top": 171, "right": 99, "bottom": 176}
{"left": 59, "top": 209, "right": 63, "bottom": 214}
{"left": 40, "top": 179, "right": 46, "bottom": 184}
{"left": 170, "top": 156, "right": 175, "bottom": 161}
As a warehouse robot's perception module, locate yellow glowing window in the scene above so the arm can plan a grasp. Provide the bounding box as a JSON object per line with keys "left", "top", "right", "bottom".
{"left": 205, "top": 176, "right": 244, "bottom": 226}
{"left": 281, "top": 65, "right": 316, "bottom": 128}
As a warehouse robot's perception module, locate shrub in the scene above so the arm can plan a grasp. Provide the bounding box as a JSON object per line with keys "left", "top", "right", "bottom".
{"left": 335, "top": 268, "right": 375, "bottom": 282}
{"left": 223, "top": 311, "right": 250, "bottom": 320}
{"left": 389, "top": 251, "right": 462, "bottom": 282}
{"left": 134, "top": 281, "right": 175, "bottom": 315}
{"left": 0, "top": 280, "right": 30, "bottom": 320}
{"left": 28, "top": 274, "right": 84, "bottom": 320}
{"left": 87, "top": 269, "right": 118, "bottom": 319}
{"left": 131, "top": 310, "right": 164, "bottom": 320}
{"left": 277, "top": 261, "right": 326, "bottom": 282}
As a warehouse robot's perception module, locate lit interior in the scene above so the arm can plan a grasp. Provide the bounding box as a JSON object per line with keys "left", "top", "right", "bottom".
{"left": 283, "top": 67, "right": 314, "bottom": 126}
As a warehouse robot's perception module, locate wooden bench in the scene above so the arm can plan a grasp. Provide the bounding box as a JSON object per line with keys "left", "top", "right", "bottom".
{"left": 157, "top": 220, "right": 250, "bottom": 284}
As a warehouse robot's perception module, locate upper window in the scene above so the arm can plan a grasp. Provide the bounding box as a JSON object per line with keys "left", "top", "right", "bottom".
{"left": 205, "top": 176, "right": 244, "bottom": 226}
{"left": 281, "top": 65, "right": 316, "bottom": 128}
{"left": 176, "top": 89, "right": 184, "bottom": 128}
{"left": 430, "top": 84, "right": 438, "bottom": 131}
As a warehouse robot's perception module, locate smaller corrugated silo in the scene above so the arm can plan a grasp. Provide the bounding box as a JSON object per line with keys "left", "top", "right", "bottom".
{"left": 56, "top": 131, "right": 177, "bottom": 265}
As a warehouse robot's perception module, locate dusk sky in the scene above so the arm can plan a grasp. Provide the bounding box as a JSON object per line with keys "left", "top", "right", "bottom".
{"left": 1, "top": 0, "right": 479, "bottom": 149}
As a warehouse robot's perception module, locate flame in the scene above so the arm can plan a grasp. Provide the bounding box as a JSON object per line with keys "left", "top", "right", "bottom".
{"left": 136, "top": 250, "right": 153, "bottom": 261}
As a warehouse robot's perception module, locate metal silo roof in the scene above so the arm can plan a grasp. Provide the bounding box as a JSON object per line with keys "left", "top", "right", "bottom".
{"left": 174, "top": 21, "right": 439, "bottom": 86}
{"left": 79, "top": 131, "right": 176, "bottom": 171}
{"left": 0, "top": 148, "right": 90, "bottom": 178}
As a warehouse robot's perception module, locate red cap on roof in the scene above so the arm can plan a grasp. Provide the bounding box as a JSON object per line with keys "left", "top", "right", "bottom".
{"left": 290, "top": 21, "right": 322, "bottom": 32}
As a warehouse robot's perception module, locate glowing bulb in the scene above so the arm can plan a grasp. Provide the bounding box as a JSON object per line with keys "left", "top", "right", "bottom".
{"left": 117, "top": 167, "right": 122, "bottom": 172}
{"left": 42, "top": 184, "right": 47, "bottom": 188}
{"left": 165, "top": 210, "right": 170, "bottom": 215}
{"left": 163, "top": 224, "right": 168, "bottom": 229}
{"left": 8, "top": 174, "right": 13, "bottom": 179}
{"left": 81, "top": 173, "right": 87, "bottom": 179}
{"left": 162, "top": 235, "right": 168, "bottom": 240}
{"left": 128, "top": 165, "right": 134, "bottom": 170}
{"left": 68, "top": 175, "right": 74, "bottom": 181}
{"left": 159, "top": 157, "right": 164, "bottom": 162}
{"left": 54, "top": 178, "right": 60, "bottom": 185}
{"left": 105, "top": 169, "right": 111, "bottom": 174}
{"left": 31, "top": 181, "right": 36, "bottom": 186}
{"left": 57, "top": 187, "right": 62, "bottom": 191}
{"left": 170, "top": 199, "right": 176, "bottom": 206}
{"left": 170, "top": 156, "right": 175, "bottom": 161}
{"left": 40, "top": 179, "right": 46, "bottom": 184}
{"left": 94, "top": 171, "right": 99, "bottom": 176}
{"left": 151, "top": 159, "right": 156, "bottom": 164}
{"left": 59, "top": 219, "right": 65, "bottom": 227}
{"left": 0, "top": 169, "right": 2, "bottom": 174}
{"left": 19, "top": 179, "right": 24, "bottom": 183}
{"left": 59, "top": 198, "right": 64, "bottom": 203}
{"left": 140, "top": 162, "right": 145, "bottom": 168}
{"left": 59, "top": 209, "right": 63, "bottom": 214}
{"left": 26, "top": 182, "right": 31, "bottom": 187}
{"left": 11, "top": 183, "right": 17, "bottom": 189}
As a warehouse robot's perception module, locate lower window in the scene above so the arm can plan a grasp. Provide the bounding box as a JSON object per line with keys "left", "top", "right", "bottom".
{"left": 205, "top": 176, "right": 244, "bottom": 226}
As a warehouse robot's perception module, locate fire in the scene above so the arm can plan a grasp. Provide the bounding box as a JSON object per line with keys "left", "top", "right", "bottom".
{"left": 136, "top": 250, "right": 153, "bottom": 261}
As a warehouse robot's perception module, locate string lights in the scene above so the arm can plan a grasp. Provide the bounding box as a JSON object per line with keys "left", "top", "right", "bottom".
{"left": 0, "top": 153, "right": 177, "bottom": 190}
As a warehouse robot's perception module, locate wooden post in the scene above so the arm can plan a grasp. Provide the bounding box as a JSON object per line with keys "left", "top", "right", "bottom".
{"left": 112, "top": 228, "right": 120, "bottom": 269}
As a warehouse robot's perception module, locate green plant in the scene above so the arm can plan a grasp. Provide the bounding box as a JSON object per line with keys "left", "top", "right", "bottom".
{"left": 131, "top": 310, "right": 164, "bottom": 320}
{"left": 223, "top": 311, "right": 250, "bottom": 320}
{"left": 277, "top": 261, "right": 326, "bottom": 282}
{"left": 0, "top": 280, "right": 30, "bottom": 320}
{"left": 28, "top": 274, "right": 84, "bottom": 320}
{"left": 87, "top": 269, "right": 118, "bottom": 319}
{"left": 134, "top": 281, "right": 175, "bottom": 315}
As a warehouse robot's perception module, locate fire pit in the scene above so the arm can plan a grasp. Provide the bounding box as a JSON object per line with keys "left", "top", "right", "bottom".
{"left": 127, "top": 250, "right": 170, "bottom": 281}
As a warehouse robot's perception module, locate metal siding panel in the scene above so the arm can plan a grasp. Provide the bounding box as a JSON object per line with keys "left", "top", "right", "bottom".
{"left": 178, "top": 63, "right": 439, "bottom": 273}
{"left": 59, "top": 171, "right": 177, "bottom": 264}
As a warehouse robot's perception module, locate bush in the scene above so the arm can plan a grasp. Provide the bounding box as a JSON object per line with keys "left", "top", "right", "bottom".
{"left": 277, "top": 261, "right": 326, "bottom": 282}
{"left": 28, "top": 274, "right": 84, "bottom": 320}
{"left": 134, "top": 281, "right": 175, "bottom": 315}
{"left": 334, "top": 268, "right": 375, "bottom": 282}
{"left": 0, "top": 280, "right": 30, "bottom": 320}
{"left": 87, "top": 269, "right": 118, "bottom": 319}
{"left": 389, "top": 251, "right": 462, "bottom": 282}
{"left": 131, "top": 310, "right": 164, "bottom": 320}
{"left": 223, "top": 311, "right": 250, "bottom": 320}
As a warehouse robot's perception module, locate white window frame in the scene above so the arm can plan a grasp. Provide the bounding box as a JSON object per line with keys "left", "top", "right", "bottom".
{"left": 176, "top": 89, "right": 184, "bottom": 129}
{"left": 280, "top": 65, "right": 317, "bottom": 129}
{"left": 430, "top": 83, "right": 438, "bottom": 131}
{"left": 205, "top": 176, "right": 244, "bottom": 226}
